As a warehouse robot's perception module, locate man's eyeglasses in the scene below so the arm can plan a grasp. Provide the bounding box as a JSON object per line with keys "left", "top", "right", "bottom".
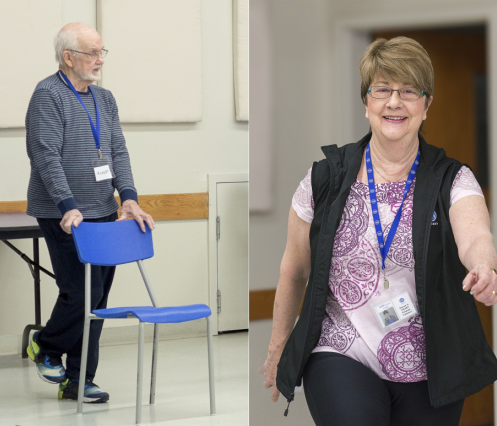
{"left": 368, "top": 86, "right": 424, "bottom": 101}
{"left": 68, "top": 49, "right": 108, "bottom": 61}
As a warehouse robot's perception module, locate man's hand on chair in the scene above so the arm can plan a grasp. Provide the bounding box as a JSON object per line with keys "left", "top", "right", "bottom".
{"left": 60, "top": 209, "right": 83, "bottom": 234}
{"left": 116, "top": 200, "right": 155, "bottom": 232}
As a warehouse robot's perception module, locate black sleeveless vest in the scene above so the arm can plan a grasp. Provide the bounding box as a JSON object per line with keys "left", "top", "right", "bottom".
{"left": 276, "top": 134, "right": 497, "bottom": 409}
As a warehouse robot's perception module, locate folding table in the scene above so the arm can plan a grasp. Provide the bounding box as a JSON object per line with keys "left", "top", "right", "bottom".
{"left": 0, "top": 212, "right": 55, "bottom": 357}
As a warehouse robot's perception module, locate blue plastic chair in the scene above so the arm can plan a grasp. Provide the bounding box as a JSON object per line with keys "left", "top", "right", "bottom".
{"left": 71, "top": 220, "right": 215, "bottom": 424}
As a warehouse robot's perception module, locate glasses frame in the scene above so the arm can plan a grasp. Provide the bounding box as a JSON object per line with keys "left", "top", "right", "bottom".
{"left": 368, "top": 86, "right": 425, "bottom": 101}
{"left": 68, "top": 49, "right": 108, "bottom": 61}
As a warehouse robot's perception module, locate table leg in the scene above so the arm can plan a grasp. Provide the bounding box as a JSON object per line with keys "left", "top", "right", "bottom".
{"left": 34, "top": 238, "right": 41, "bottom": 325}
{"left": 22, "top": 324, "right": 43, "bottom": 359}
{"left": 21, "top": 238, "right": 43, "bottom": 359}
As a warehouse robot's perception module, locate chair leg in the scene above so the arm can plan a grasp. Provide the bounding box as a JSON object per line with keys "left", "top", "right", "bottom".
{"left": 136, "top": 321, "right": 145, "bottom": 425}
{"left": 78, "top": 263, "right": 92, "bottom": 415}
{"left": 150, "top": 323, "right": 159, "bottom": 405}
{"left": 206, "top": 316, "right": 216, "bottom": 415}
{"left": 77, "top": 317, "right": 91, "bottom": 413}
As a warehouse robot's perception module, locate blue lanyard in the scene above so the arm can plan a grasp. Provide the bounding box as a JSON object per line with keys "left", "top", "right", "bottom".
{"left": 59, "top": 71, "right": 101, "bottom": 158}
{"left": 365, "top": 142, "right": 420, "bottom": 275}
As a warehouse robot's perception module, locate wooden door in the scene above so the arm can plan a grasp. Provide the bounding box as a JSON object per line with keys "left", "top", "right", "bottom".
{"left": 374, "top": 28, "right": 492, "bottom": 426}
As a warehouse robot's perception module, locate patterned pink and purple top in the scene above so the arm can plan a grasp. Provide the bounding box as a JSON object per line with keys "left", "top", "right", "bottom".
{"left": 292, "top": 165, "right": 484, "bottom": 382}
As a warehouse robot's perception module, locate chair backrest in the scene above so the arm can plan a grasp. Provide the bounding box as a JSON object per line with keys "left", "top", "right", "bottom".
{"left": 72, "top": 220, "right": 154, "bottom": 266}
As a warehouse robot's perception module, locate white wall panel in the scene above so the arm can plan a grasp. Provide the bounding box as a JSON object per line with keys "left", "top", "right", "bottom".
{"left": 62, "top": 0, "right": 97, "bottom": 27}
{"left": 98, "top": 0, "right": 202, "bottom": 123}
{"left": 233, "top": 0, "right": 249, "bottom": 121}
{"left": 0, "top": 0, "right": 63, "bottom": 128}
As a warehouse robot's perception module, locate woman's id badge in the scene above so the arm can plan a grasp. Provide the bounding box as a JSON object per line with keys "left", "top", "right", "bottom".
{"left": 92, "top": 157, "right": 115, "bottom": 182}
{"left": 371, "top": 291, "right": 417, "bottom": 329}
{"left": 367, "top": 277, "right": 418, "bottom": 333}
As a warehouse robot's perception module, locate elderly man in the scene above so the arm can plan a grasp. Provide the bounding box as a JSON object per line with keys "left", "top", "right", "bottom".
{"left": 25, "top": 23, "right": 154, "bottom": 403}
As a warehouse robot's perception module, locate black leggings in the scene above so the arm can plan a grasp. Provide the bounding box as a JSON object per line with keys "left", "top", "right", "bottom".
{"left": 303, "top": 353, "right": 464, "bottom": 426}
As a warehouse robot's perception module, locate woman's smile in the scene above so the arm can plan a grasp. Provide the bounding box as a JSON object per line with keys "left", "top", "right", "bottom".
{"left": 383, "top": 115, "right": 408, "bottom": 123}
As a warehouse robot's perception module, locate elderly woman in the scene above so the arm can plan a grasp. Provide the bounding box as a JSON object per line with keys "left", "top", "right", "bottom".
{"left": 263, "top": 36, "right": 497, "bottom": 425}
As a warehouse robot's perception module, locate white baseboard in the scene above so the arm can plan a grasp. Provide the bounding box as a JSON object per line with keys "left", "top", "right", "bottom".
{"left": 0, "top": 320, "right": 208, "bottom": 356}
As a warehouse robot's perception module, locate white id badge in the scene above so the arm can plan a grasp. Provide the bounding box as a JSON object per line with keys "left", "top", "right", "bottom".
{"left": 92, "top": 157, "right": 115, "bottom": 182}
{"left": 367, "top": 278, "right": 418, "bottom": 333}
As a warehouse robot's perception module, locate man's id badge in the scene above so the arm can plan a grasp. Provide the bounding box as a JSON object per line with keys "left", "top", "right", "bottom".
{"left": 92, "top": 157, "right": 115, "bottom": 182}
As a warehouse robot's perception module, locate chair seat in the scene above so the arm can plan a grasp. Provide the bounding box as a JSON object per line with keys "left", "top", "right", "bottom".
{"left": 93, "top": 304, "right": 211, "bottom": 323}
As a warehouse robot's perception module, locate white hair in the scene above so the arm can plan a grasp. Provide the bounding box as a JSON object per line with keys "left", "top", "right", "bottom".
{"left": 53, "top": 27, "right": 80, "bottom": 65}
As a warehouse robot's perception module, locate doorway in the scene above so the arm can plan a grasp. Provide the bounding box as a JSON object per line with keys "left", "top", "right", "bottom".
{"left": 373, "top": 26, "right": 491, "bottom": 426}
{"left": 208, "top": 174, "right": 249, "bottom": 334}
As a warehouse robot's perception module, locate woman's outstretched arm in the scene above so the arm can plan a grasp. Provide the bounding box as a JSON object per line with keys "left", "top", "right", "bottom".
{"left": 263, "top": 207, "right": 311, "bottom": 402}
{"left": 450, "top": 195, "right": 497, "bottom": 305}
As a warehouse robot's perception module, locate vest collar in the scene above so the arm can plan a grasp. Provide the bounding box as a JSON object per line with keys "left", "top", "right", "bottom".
{"left": 321, "top": 133, "right": 447, "bottom": 177}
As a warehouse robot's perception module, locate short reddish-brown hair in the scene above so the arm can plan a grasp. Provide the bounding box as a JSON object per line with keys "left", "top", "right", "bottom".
{"left": 359, "top": 36, "right": 434, "bottom": 107}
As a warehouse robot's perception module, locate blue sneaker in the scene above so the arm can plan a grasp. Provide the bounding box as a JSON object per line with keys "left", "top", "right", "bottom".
{"left": 58, "top": 378, "right": 109, "bottom": 403}
{"left": 26, "top": 331, "right": 66, "bottom": 384}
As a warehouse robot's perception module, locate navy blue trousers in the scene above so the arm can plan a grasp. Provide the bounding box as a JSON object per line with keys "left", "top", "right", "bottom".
{"left": 36, "top": 212, "right": 117, "bottom": 380}
{"left": 303, "top": 352, "right": 465, "bottom": 426}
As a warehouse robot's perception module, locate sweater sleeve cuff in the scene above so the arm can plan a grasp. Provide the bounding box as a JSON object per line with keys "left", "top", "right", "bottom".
{"left": 57, "top": 197, "right": 78, "bottom": 216}
{"left": 119, "top": 189, "right": 138, "bottom": 204}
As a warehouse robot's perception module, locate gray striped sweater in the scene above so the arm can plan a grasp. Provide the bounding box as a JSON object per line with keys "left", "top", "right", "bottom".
{"left": 26, "top": 72, "right": 137, "bottom": 219}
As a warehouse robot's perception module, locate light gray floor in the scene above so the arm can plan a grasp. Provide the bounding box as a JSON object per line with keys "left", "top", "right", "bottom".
{"left": 0, "top": 331, "right": 248, "bottom": 426}
{"left": 249, "top": 320, "right": 314, "bottom": 425}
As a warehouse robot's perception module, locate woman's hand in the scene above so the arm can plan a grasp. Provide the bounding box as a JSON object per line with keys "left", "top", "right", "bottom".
{"left": 263, "top": 350, "right": 282, "bottom": 402}
{"left": 463, "top": 265, "right": 497, "bottom": 306}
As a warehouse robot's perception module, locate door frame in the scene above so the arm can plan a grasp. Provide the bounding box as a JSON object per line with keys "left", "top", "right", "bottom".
{"left": 333, "top": 4, "right": 497, "bottom": 421}
{"left": 208, "top": 173, "right": 249, "bottom": 334}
